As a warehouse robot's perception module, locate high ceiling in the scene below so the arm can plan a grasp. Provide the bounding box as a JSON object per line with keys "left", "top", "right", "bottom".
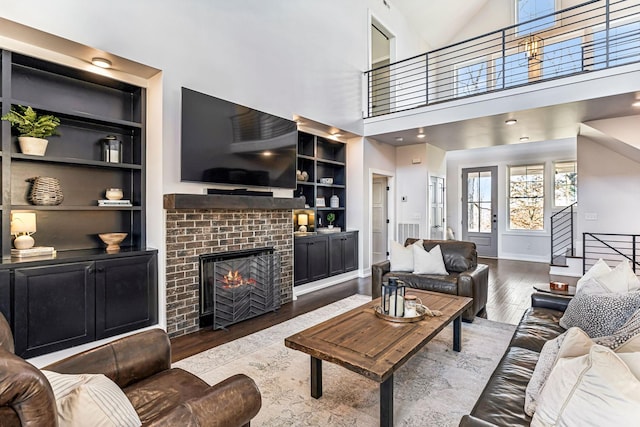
{"left": 367, "top": 1, "right": 640, "bottom": 151}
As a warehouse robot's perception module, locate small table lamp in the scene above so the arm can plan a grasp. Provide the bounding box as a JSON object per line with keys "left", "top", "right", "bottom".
{"left": 298, "top": 213, "right": 309, "bottom": 232}
{"left": 11, "top": 212, "right": 37, "bottom": 249}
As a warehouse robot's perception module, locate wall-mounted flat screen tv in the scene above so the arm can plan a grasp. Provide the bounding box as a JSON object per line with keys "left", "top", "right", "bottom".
{"left": 181, "top": 87, "right": 297, "bottom": 189}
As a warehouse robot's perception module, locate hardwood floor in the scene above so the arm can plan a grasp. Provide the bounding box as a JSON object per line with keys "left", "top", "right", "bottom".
{"left": 171, "top": 258, "right": 572, "bottom": 362}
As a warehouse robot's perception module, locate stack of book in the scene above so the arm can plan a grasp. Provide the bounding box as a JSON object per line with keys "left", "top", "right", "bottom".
{"left": 98, "top": 199, "right": 133, "bottom": 207}
{"left": 12, "top": 246, "right": 56, "bottom": 258}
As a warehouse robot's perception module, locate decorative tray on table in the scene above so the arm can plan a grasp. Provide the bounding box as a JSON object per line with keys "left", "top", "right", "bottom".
{"left": 374, "top": 305, "right": 431, "bottom": 323}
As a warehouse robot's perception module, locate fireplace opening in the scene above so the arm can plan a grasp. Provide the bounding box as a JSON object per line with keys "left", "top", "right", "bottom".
{"left": 199, "top": 247, "right": 281, "bottom": 329}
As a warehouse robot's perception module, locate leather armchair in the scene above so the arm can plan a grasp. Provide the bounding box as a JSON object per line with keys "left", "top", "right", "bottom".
{"left": 372, "top": 239, "right": 489, "bottom": 322}
{"left": 0, "top": 313, "right": 261, "bottom": 426}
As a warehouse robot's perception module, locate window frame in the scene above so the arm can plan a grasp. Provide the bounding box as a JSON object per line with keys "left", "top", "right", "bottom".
{"left": 507, "top": 163, "right": 546, "bottom": 231}
{"left": 553, "top": 160, "right": 577, "bottom": 209}
{"left": 515, "top": 0, "right": 560, "bottom": 36}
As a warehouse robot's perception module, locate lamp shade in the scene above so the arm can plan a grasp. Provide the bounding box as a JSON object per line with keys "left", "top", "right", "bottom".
{"left": 298, "top": 213, "right": 309, "bottom": 226}
{"left": 11, "top": 212, "right": 36, "bottom": 235}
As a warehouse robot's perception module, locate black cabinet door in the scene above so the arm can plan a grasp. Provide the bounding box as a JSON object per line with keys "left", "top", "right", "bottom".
{"left": 329, "top": 231, "right": 359, "bottom": 275}
{"left": 329, "top": 234, "right": 346, "bottom": 275}
{"left": 343, "top": 231, "right": 358, "bottom": 272}
{"left": 14, "top": 262, "right": 95, "bottom": 358}
{"left": 307, "top": 237, "right": 329, "bottom": 282}
{"left": 294, "top": 239, "right": 310, "bottom": 286}
{"left": 95, "top": 253, "right": 158, "bottom": 340}
{"left": 0, "top": 270, "right": 11, "bottom": 326}
{"left": 294, "top": 236, "right": 329, "bottom": 285}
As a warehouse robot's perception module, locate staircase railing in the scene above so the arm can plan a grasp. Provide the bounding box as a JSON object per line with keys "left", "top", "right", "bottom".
{"left": 364, "top": 0, "right": 640, "bottom": 118}
{"left": 550, "top": 202, "right": 577, "bottom": 266}
{"left": 583, "top": 233, "right": 640, "bottom": 274}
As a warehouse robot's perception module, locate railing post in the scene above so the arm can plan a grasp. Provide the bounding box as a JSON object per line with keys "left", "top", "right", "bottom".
{"left": 366, "top": 71, "right": 371, "bottom": 118}
{"left": 634, "top": 235, "right": 637, "bottom": 274}
{"left": 425, "top": 53, "right": 429, "bottom": 106}
{"left": 550, "top": 211, "right": 555, "bottom": 264}
{"left": 570, "top": 203, "right": 574, "bottom": 257}
{"left": 605, "top": 0, "right": 611, "bottom": 67}
{"left": 501, "top": 30, "right": 506, "bottom": 89}
{"left": 583, "top": 233, "right": 586, "bottom": 274}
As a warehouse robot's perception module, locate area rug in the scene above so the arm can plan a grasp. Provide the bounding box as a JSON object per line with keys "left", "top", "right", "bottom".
{"left": 175, "top": 295, "right": 516, "bottom": 426}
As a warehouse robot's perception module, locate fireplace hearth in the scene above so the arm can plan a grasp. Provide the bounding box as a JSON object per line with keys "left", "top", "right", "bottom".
{"left": 200, "top": 247, "right": 281, "bottom": 329}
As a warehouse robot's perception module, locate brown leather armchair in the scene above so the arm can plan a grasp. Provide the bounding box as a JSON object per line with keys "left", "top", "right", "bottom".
{"left": 0, "top": 313, "right": 261, "bottom": 426}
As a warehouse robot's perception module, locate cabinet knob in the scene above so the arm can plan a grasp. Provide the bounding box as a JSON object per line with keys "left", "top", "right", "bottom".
{"left": 96, "top": 267, "right": 105, "bottom": 273}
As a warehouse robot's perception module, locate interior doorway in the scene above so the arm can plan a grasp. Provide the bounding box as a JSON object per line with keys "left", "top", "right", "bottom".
{"left": 462, "top": 166, "right": 498, "bottom": 257}
{"left": 370, "top": 18, "right": 393, "bottom": 116}
{"left": 371, "top": 175, "right": 389, "bottom": 264}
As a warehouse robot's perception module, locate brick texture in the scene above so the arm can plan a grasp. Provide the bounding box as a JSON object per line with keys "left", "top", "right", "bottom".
{"left": 165, "top": 209, "right": 294, "bottom": 337}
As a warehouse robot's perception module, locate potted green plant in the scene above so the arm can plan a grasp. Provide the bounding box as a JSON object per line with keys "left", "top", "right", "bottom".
{"left": 326, "top": 212, "right": 336, "bottom": 229}
{"left": 1, "top": 105, "right": 61, "bottom": 156}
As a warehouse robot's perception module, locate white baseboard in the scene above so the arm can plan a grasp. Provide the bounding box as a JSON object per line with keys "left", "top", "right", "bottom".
{"left": 293, "top": 271, "right": 360, "bottom": 297}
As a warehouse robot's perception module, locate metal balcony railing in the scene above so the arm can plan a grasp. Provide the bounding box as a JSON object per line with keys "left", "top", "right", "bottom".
{"left": 364, "top": 0, "right": 640, "bottom": 118}
{"left": 550, "top": 202, "right": 577, "bottom": 266}
{"left": 583, "top": 232, "right": 640, "bottom": 274}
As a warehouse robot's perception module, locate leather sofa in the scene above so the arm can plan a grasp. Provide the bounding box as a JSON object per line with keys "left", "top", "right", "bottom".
{"left": 0, "top": 313, "right": 262, "bottom": 427}
{"left": 371, "top": 239, "right": 489, "bottom": 322}
{"left": 459, "top": 293, "right": 570, "bottom": 426}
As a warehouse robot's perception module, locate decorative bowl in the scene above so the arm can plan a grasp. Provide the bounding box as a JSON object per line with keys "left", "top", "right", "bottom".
{"left": 319, "top": 177, "right": 333, "bottom": 184}
{"left": 98, "top": 233, "right": 128, "bottom": 252}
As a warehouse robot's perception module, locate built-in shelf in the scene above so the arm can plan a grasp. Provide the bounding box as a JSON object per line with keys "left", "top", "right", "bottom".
{"left": 163, "top": 194, "right": 305, "bottom": 210}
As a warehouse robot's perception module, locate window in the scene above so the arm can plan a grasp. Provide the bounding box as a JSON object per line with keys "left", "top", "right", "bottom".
{"left": 517, "top": 0, "right": 556, "bottom": 35}
{"left": 543, "top": 37, "right": 583, "bottom": 78}
{"left": 592, "top": 21, "right": 640, "bottom": 69}
{"left": 554, "top": 161, "right": 577, "bottom": 207}
{"left": 509, "top": 164, "right": 544, "bottom": 230}
{"left": 467, "top": 170, "right": 492, "bottom": 233}
{"left": 494, "top": 51, "right": 529, "bottom": 88}
{"left": 456, "top": 61, "right": 487, "bottom": 97}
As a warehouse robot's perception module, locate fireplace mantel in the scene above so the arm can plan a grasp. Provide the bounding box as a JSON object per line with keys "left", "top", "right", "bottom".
{"left": 163, "top": 193, "right": 305, "bottom": 210}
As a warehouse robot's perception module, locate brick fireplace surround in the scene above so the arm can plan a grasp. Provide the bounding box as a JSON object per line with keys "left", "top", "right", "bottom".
{"left": 164, "top": 194, "right": 303, "bottom": 338}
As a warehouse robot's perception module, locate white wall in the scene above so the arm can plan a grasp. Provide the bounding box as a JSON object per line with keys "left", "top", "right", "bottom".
{"left": 577, "top": 136, "right": 640, "bottom": 238}
{"left": 447, "top": 138, "right": 577, "bottom": 262}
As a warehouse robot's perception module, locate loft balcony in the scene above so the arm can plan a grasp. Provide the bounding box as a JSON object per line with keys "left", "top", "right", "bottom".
{"left": 364, "top": 0, "right": 640, "bottom": 122}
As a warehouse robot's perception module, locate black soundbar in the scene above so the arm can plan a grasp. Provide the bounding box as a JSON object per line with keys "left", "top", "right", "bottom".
{"left": 207, "top": 188, "right": 274, "bottom": 197}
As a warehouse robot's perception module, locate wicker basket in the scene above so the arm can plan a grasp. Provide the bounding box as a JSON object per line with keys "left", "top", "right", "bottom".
{"left": 28, "top": 176, "right": 64, "bottom": 206}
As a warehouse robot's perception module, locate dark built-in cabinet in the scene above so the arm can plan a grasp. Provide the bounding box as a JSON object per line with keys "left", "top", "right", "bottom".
{"left": 9, "top": 250, "right": 157, "bottom": 358}
{"left": 0, "top": 49, "right": 157, "bottom": 358}
{"left": 294, "top": 231, "right": 358, "bottom": 286}
{"left": 294, "top": 131, "right": 347, "bottom": 231}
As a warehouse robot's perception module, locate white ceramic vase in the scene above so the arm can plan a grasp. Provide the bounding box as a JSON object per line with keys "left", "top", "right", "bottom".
{"left": 18, "top": 137, "right": 48, "bottom": 156}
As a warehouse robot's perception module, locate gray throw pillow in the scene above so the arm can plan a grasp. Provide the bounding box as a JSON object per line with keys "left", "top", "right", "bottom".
{"left": 559, "top": 291, "right": 640, "bottom": 337}
{"left": 594, "top": 307, "right": 640, "bottom": 348}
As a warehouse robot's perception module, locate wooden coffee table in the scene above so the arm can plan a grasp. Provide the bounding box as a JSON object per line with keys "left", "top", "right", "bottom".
{"left": 284, "top": 290, "right": 473, "bottom": 427}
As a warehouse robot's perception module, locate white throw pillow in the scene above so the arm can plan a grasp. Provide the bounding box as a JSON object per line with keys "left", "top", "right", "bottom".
{"left": 42, "top": 370, "right": 141, "bottom": 427}
{"left": 595, "top": 260, "right": 640, "bottom": 293}
{"left": 389, "top": 240, "right": 422, "bottom": 272}
{"left": 412, "top": 244, "right": 448, "bottom": 275}
{"left": 576, "top": 258, "right": 610, "bottom": 291}
{"left": 525, "top": 327, "right": 640, "bottom": 416}
{"left": 531, "top": 346, "right": 640, "bottom": 426}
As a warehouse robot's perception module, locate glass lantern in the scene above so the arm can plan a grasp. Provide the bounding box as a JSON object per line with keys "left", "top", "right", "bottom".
{"left": 102, "top": 135, "right": 122, "bottom": 163}
{"left": 382, "top": 277, "right": 405, "bottom": 317}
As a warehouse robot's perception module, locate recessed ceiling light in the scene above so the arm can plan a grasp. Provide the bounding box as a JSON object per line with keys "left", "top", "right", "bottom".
{"left": 395, "top": 137, "right": 404, "bottom": 142}
{"left": 332, "top": 133, "right": 342, "bottom": 138}
{"left": 519, "top": 136, "right": 530, "bottom": 142}
{"left": 505, "top": 119, "right": 517, "bottom": 125}
{"left": 417, "top": 133, "right": 426, "bottom": 139}
{"left": 632, "top": 100, "right": 640, "bottom": 108}
{"left": 92, "top": 57, "right": 112, "bottom": 68}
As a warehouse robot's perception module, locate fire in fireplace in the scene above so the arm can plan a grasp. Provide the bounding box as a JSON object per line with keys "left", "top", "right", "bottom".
{"left": 199, "top": 247, "right": 281, "bottom": 329}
